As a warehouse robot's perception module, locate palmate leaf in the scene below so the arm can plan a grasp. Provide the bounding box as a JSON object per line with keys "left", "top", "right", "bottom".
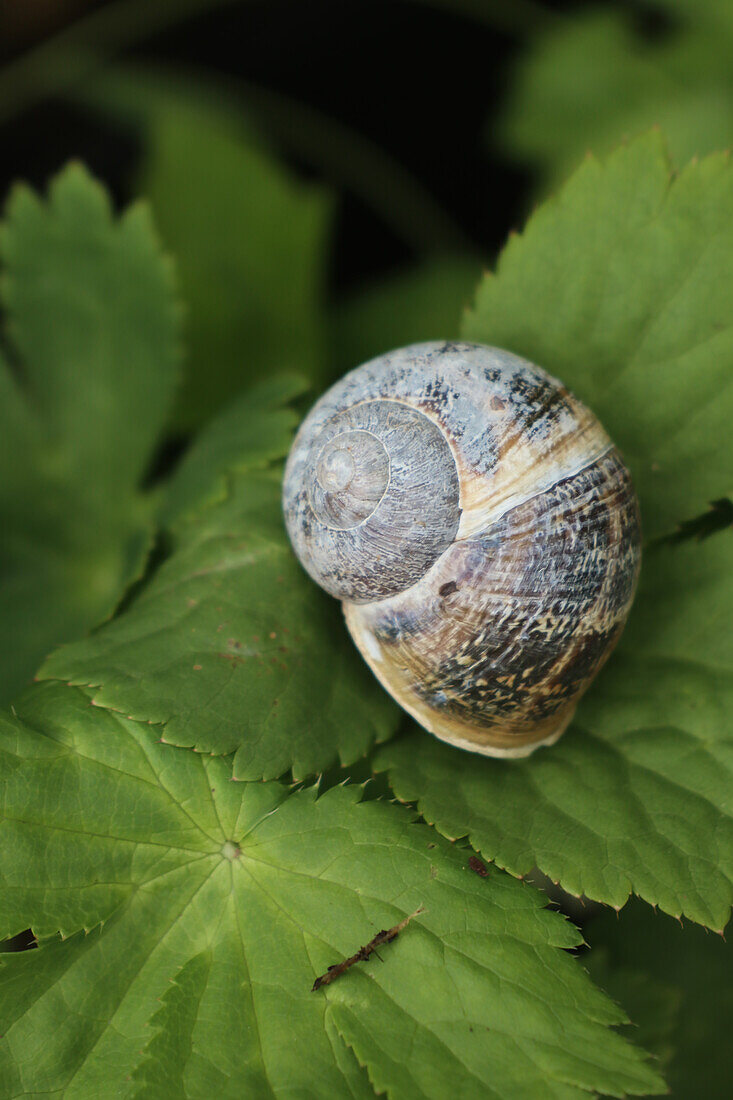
{"left": 0, "top": 164, "right": 179, "bottom": 703}
{"left": 464, "top": 133, "right": 733, "bottom": 538}
{"left": 585, "top": 899, "right": 733, "bottom": 1099}
{"left": 0, "top": 682, "right": 664, "bottom": 1099}
{"left": 40, "top": 468, "right": 399, "bottom": 781}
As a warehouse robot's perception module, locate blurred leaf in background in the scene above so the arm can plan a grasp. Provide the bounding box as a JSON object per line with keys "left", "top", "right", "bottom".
{"left": 331, "top": 255, "right": 482, "bottom": 370}
{"left": 498, "top": 1, "right": 733, "bottom": 190}
{"left": 0, "top": 163, "right": 179, "bottom": 703}
{"left": 87, "top": 69, "right": 333, "bottom": 431}
{"left": 80, "top": 63, "right": 483, "bottom": 423}
{"left": 586, "top": 899, "right": 733, "bottom": 1098}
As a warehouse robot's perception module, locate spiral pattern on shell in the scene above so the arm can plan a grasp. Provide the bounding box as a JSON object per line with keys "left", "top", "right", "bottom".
{"left": 283, "top": 341, "right": 641, "bottom": 758}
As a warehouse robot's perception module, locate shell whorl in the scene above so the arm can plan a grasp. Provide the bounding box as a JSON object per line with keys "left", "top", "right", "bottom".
{"left": 282, "top": 341, "right": 641, "bottom": 758}
{"left": 283, "top": 398, "right": 461, "bottom": 602}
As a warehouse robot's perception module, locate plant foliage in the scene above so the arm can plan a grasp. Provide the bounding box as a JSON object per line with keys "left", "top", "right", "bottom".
{"left": 0, "top": 113, "right": 731, "bottom": 1094}
{"left": 0, "top": 683, "right": 663, "bottom": 1098}
{"left": 88, "top": 70, "right": 333, "bottom": 430}
{"left": 585, "top": 898, "right": 733, "bottom": 1098}
{"left": 41, "top": 466, "right": 399, "bottom": 781}
{"left": 0, "top": 165, "right": 178, "bottom": 704}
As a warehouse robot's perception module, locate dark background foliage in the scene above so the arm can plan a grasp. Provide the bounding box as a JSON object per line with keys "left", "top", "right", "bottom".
{"left": 0, "top": 0, "right": 582, "bottom": 289}
{"left": 1, "top": 3, "right": 731, "bottom": 1095}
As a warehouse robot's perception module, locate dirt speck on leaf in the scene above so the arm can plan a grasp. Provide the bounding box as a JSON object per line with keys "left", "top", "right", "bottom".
{"left": 468, "top": 856, "right": 488, "bottom": 877}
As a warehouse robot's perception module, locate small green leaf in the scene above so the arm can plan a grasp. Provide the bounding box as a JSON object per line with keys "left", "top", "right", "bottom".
{"left": 161, "top": 372, "right": 308, "bottom": 527}
{"left": 0, "top": 683, "right": 665, "bottom": 1098}
{"left": 40, "top": 470, "right": 399, "bottom": 780}
{"left": 377, "top": 531, "right": 733, "bottom": 930}
{"left": 1, "top": 165, "right": 178, "bottom": 491}
{"left": 464, "top": 133, "right": 733, "bottom": 537}
{"left": 586, "top": 899, "right": 733, "bottom": 1099}
{"left": 0, "top": 164, "right": 179, "bottom": 702}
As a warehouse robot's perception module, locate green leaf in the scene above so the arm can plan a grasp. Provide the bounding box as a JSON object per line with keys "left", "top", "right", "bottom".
{"left": 0, "top": 682, "right": 665, "bottom": 1098}
{"left": 0, "top": 164, "right": 179, "bottom": 703}
{"left": 586, "top": 899, "right": 733, "bottom": 1098}
{"left": 377, "top": 530, "right": 733, "bottom": 930}
{"left": 464, "top": 133, "right": 733, "bottom": 537}
{"left": 130, "top": 952, "right": 216, "bottom": 1099}
{"left": 332, "top": 256, "right": 482, "bottom": 371}
{"left": 90, "top": 69, "right": 332, "bottom": 430}
{"left": 160, "top": 372, "right": 308, "bottom": 527}
{"left": 498, "top": 8, "right": 733, "bottom": 189}
{"left": 40, "top": 469, "right": 399, "bottom": 780}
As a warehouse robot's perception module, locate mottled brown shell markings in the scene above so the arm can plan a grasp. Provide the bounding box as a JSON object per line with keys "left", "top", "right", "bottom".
{"left": 283, "top": 341, "right": 641, "bottom": 758}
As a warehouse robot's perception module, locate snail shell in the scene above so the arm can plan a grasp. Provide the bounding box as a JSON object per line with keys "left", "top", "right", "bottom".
{"left": 283, "top": 341, "right": 641, "bottom": 758}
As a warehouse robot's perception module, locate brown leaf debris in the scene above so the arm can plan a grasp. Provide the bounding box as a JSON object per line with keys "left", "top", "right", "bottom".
{"left": 311, "top": 907, "right": 425, "bottom": 992}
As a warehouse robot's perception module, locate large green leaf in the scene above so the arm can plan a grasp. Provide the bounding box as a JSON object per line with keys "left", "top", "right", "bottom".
{"left": 40, "top": 468, "right": 399, "bottom": 781}
{"left": 0, "top": 682, "right": 664, "bottom": 1099}
{"left": 378, "top": 529, "right": 733, "bottom": 931}
{"left": 586, "top": 899, "right": 733, "bottom": 1098}
{"left": 88, "top": 69, "right": 332, "bottom": 430}
{"left": 0, "top": 164, "right": 179, "bottom": 703}
{"left": 498, "top": 7, "right": 733, "bottom": 189}
{"left": 464, "top": 133, "right": 733, "bottom": 537}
